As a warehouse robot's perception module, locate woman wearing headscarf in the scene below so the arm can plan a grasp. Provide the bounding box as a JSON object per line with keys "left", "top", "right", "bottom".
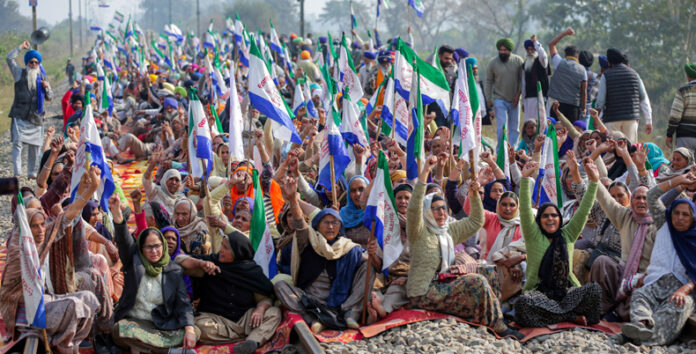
{"left": 477, "top": 152, "right": 511, "bottom": 213}
{"left": 173, "top": 198, "right": 211, "bottom": 255}
{"left": 406, "top": 156, "right": 522, "bottom": 339}
{"left": 212, "top": 142, "right": 230, "bottom": 178}
{"left": 110, "top": 196, "right": 199, "bottom": 352}
{"left": 178, "top": 231, "right": 281, "bottom": 353}
{"left": 161, "top": 226, "right": 193, "bottom": 297}
{"left": 517, "top": 120, "right": 538, "bottom": 155}
{"left": 644, "top": 142, "right": 670, "bottom": 177}
{"left": 273, "top": 176, "right": 376, "bottom": 333}
{"left": 143, "top": 159, "right": 184, "bottom": 215}
{"left": 0, "top": 206, "right": 99, "bottom": 353}
{"left": 514, "top": 158, "right": 601, "bottom": 327}
{"left": 341, "top": 175, "right": 371, "bottom": 247}
{"left": 656, "top": 147, "right": 694, "bottom": 183}
{"left": 622, "top": 195, "right": 696, "bottom": 345}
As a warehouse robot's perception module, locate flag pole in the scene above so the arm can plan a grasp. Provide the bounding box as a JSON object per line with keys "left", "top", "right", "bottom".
{"left": 43, "top": 329, "right": 51, "bottom": 353}
{"left": 329, "top": 155, "right": 338, "bottom": 207}
{"left": 361, "top": 219, "right": 376, "bottom": 324}
{"left": 468, "top": 150, "right": 477, "bottom": 181}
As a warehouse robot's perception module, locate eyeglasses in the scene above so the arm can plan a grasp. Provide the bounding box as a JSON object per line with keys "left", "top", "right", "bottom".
{"left": 541, "top": 213, "right": 560, "bottom": 218}
{"left": 28, "top": 60, "right": 39, "bottom": 65}
{"left": 320, "top": 220, "right": 341, "bottom": 227}
{"left": 143, "top": 243, "right": 163, "bottom": 252}
{"left": 431, "top": 205, "right": 447, "bottom": 213}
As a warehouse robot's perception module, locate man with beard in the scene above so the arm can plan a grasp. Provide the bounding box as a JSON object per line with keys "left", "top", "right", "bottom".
{"left": 6, "top": 40, "right": 54, "bottom": 179}
{"left": 520, "top": 35, "right": 549, "bottom": 122}
{"left": 547, "top": 28, "right": 587, "bottom": 123}
{"left": 485, "top": 38, "right": 524, "bottom": 146}
{"left": 438, "top": 45, "right": 457, "bottom": 89}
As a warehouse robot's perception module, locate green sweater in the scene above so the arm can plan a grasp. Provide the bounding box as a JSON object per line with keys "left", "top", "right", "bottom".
{"left": 519, "top": 177, "right": 598, "bottom": 291}
{"left": 406, "top": 182, "right": 485, "bottom": 298}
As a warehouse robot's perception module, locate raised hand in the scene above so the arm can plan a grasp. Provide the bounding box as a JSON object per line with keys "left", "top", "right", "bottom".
{"left": 130, "top": 189, "right": 142, "bottom": 202}
{"left": 534, "top": 135, "right": 545, "bottom": 153}
{"left": 582, "top": 157, "right": 599, "bottom": 182}
{"left": 468, "top": 180, "right": 481, "bottom": 198}
{"left": 281, "top": 176, "right": 298, "bottom": 203}
{"left": 521, "top": 161, "right": 540, "bottom": 178}
{"left": 566, "top": 150, "right": 579, "bottom": 173}
{"left": 50, "top": 136, "right": 64, "bottom": 155}
{"left": 437, "top": 152, "right": 450, "bottom": 169}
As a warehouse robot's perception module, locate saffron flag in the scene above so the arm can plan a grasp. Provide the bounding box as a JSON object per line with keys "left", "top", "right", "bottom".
{"left": 363, "top": 151, "right": 402, "bottom": 272}
{"left": 248, "top": 39, "right": 302, "bottom": 144}
{"left": 187, "top": 90, "right": 214, "bottom": 180}
{"left": 16, "top": 192, "right": 46, "bottom": 329}
{"left": 70, "top": 94, "right": 115, "bottom": 211}
{"left": 533, "top": 124, "right": 564, "bottom": 207}
{"left": 251, "top": 169, "right": 278, "bottom": 279}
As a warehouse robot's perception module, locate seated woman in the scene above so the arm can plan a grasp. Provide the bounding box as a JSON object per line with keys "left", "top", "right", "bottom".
{"left": 173, "top": 198, "right": 211, "bottom": 255}
{"left": 514, "top": 158, "right": 601, "bottom": 328}
{"left": 82, "top": 200, "right": 124, "bottom": 302}
{"left": 109, "top": 196, "right": 198, "bottom": 352}
{"left": 341, "top": 175, "right": 371, "bottom": 247}
{"left": 142, "top": 153, "right": 185, "bottom": 215}
{"left": 656, "top": 147, "right": 693, "bottom": 183}
{"left": 621, "top": 174, "right": 696, "bottom": 346}
{"left": 406, "top": 156, "right": 521, "bottom": 339}
{"left": 273, "top": 176, "right": 377, "bottom": 333}
{"left": 177, "top": 231, "right": 281, "bottom": 353}
{"left": 517, "top": 120, "right": 538, "bottom": 155}
{"left": 0, "top": 200, "right": 100, "bottom": 353}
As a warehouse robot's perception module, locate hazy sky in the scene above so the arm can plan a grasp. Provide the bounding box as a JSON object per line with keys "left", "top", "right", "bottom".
{"left": 18, "top": 0, "right": 325, "bottom": 25}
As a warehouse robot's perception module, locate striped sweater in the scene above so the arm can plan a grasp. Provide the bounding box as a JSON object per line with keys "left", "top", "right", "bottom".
{"left": 667, "top": 80, "right": 696, "bottom": 138}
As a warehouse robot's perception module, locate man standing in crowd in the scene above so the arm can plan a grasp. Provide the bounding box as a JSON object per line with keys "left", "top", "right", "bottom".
{"left": 547, "top": 28, "right": 587, "bottom": 123}
{"left": 65, "top": 58, "right": 75, "bottom": 84}
{"left": 666, "top": 62, "right": 696, "bottom": 150}
{"left": 6, "top": 40, "right": 53, "bottom": 179}
{"left": 485, "top": 38, "right": 523, "bottom": 146}
{"left": 520, "top": 34, "right": 548, "bottom": 122}
{"left": 595, "top": 48, "right": 652, "bottom": 142}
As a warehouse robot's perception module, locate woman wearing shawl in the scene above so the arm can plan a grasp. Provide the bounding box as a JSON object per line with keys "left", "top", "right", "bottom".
{"left": 161, "top": 226, "right": 194, "bottom": 297}
{"left": 212, "top": 143, "right": 230, "bottom": 178}
{"left": 110, "top": 196, "right": 198, "bottom": 352}
{"left": 406, "top": 156, "right": 522, "bottom": 339}
{"left": 514, "top": 158, "right": 601, "bottom": 327}
{"left": 173, "top": 198, "right": 211, "bottom": 255}
{"left": 341, "top": 175, "right": 371, "bottom": 247}
{"left": 476, "top": 152, "right": 511, "bottom": 213}
{"left": 656, "top": 147, "right": 694, "bottom": 182}
{"left": 178, "top": 231, "right": 281, "bottom": 353}
{"left": 273, "top": 176, "right": 376, "bottom": 334}
{"left": 142, "top": 156, "right": 184, "bottom": 215}
{"left": 622, "top": 196, "right": 696, "bottom": 345}
{"left": 644, "top": 142, "right": 670, "bottom": 177}
{"left": 131, "top": 189, "right": 172, "bottom": 239}
{"left": 517, "top": 120, "right": 538, "bottom": 155}
{"left": 0, "top": 206, "right": 99, "bottom": 353}
{"left": 231, "top": 197, "right": 253, "bottom": 234}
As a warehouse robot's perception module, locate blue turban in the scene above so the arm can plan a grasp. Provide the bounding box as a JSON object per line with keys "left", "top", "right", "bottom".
{"left": 598, "top": 55, "right": 609, "bottom": 69}
{"left": 24, "top": 50, "right": 42, "bottom": 65}
{"left": 163, "top": 97, "right": 178, "bottom": 110}
{"left": 573, "top": 120, "right": 587, "bottom": 131}
{"left": 524, "top": 40, "right": 534, "bottom": 49}
{"left": 378, "top": 50, "right": 393, "bottom": 64}
{"left": 363, "top": 51, "right": 376, "bottom": 60}
{"left": 453, "top": 48, "right": 469, "bottom": 63}
{"left": 465, "top": 57, "right": 478, "bottom": 69}
{"left": 319, "top": 36, "right": 328, "bottom": 44}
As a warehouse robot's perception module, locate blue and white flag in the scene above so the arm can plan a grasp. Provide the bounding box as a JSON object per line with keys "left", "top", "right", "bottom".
{"left": 90, "top": 23, "right": 102, "bottom": 32}
{"left": 96, "top": 60, "right": 113, "bottom": 116}
{"left": 164, "top": 24, "right": 183, "bottom": 41}
{"left": 292, "top": 81, "right": 305, "bottom": 116}
{"left": 248, "top": 39, "right": 302, "bottom": 144}
{"left": 409, "top": 0, "right": 424, "bottom": 17}
{"left": 338, "top": 35, "right": 364, "bottom": 101}
{"left": 228, "top": 63, "right": 245, "bottom": 163}
{"left": 450, "top": 62, "right": 476, "bottom": 159}
{"left": 251, "top": 170, "right": 278, "bottom": 279}
{"left": 16, "top": 193, "right": 46, "bottom": 329}
{"left": 533, "top": 125, "right": 563, "bottom": 207}
{"left": 393, "top": 38, "right": 450, "bottom": 114}
{"left": 204, "top": 20, "right": 216, "bottom": 50}
{"left": 70, "top": 95, "right": 115, "bottom": 211}
{"left": 187, "top": 90, "right": 214, "bottom": 179}
{"left": 406, "top": 68, "right": 424, "bottom": 180}
{"left": 318, "top": 109, "right": 351, "bottom": 190}
{"left": 364, "top": 151, "right": 401, "bottom": 273}
{"left": 98, "top": 0, "right": 109, "bottom": 7}
{"left": 113, "top": 11, "right": 124, "bottom": 23}
{"left": 303, "top": 80, "right": 318, "bottom": 118}
{"left": 269, "top": 19, "right": 283, "bottom": 55}
{"left": 340, "top": 93, "right": 369, "bottom": 147}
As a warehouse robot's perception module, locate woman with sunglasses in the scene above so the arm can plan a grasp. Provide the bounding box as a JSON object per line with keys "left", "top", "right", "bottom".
{"left": 514, "top": 157, "right": 601, "bottom": 327}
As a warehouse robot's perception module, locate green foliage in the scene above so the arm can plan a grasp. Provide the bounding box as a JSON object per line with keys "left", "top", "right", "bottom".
{"left": 0, "top": 0, "right": 33, "bottom": 33}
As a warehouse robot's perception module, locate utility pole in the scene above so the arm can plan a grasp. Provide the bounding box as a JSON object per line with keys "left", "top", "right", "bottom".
{"left": 30, "top": 1, "right": 37, "bottom": 49}
{"left": 197, "top": 0, "right": 200, "bottom": 37}
{"left": 69, "top": 0, "right": 74, "bottom": 56}
{"left": 169, "top": 0, "right": 172, "bottom": 25}
{"left": 299, "top": 0, "right": 305, "bottom": 37}
{"left": 79, "top": 0, "right": 83, "bottom": 47}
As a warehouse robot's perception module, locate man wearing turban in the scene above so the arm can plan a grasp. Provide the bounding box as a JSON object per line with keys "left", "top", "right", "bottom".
{"left": 595, "top": 48, "right": 652, "bottom": 142}
{"left": 520, "top": 34, "right": 549, "bottom": 123}
{"left": 666, "top": 62, "right": 696, "bottom": 150}
{"left": 6, "top": 40, "right": 54, "bottom": 179}
{"left": 547, "top": 28, "right": 588, "bottom": 124}
{"left": 485, "top": 37, "right": 524, "bottom": 147}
